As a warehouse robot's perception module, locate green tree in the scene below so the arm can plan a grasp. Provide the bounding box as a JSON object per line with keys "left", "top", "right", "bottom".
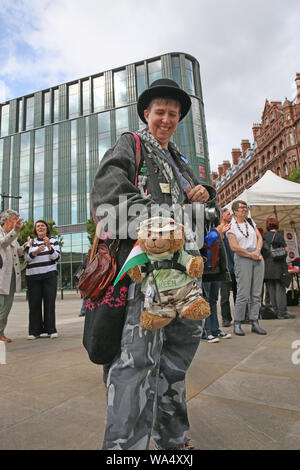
{"left": 86, "top": 216, "right": 96, "bottom": 245}
{"left": 288, "top": 168, "right": 300, "bottom": 184}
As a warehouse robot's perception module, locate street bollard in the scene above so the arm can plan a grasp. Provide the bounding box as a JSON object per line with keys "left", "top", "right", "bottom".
{"left": 61, "top": 288, "right": 63, "bottom": 300}
{"left": 0, "top": 340, "right": 6, "bottom": 365}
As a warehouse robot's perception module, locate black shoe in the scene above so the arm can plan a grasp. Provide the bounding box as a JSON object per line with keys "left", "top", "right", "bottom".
{"left": 234, "top": 321, "right": 245, "bottom": 336}
{"left": 222, "top": 321, "right": 232, "bottom": 327}
{"left": 251, "top": 320, "right": 267, "bottom": 335}
{"left": 277, "top": 313, "right": 296, "bottom": 319}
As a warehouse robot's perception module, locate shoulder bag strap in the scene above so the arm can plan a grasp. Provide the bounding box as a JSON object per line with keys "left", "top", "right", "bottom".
{"left": 271, "top": 232, "right": 276, "bottom": 246}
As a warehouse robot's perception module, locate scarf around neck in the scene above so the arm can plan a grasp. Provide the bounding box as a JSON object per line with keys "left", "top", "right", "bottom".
{"left": 135, "top": 127, "right": 183, "bottom": 205}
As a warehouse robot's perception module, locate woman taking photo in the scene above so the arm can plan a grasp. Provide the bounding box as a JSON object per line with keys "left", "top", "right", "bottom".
{"left": 263, "top": 217, "right": 294, "bottom": 319}
{"left": 24, "top": 220, "right": 60, "bottom": 339}
{"left": 227, "top": 200, "right": 267, "bottom": 336}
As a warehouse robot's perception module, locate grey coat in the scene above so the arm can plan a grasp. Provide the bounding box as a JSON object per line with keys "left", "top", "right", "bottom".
{"left": 0, "top": 227, "right": 23, "bottom": 294}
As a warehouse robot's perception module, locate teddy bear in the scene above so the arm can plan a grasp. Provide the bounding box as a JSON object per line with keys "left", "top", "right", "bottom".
{"left": 128, "top": 216, "right": 210, "bottom": 330}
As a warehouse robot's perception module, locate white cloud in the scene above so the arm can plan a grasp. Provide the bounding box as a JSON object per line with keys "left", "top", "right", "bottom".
{"left": 0, "top": 80, "right": 11, "bottom": 102}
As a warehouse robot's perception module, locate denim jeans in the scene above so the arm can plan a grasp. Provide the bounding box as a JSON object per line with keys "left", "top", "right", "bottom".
{"left": 202, "top": 281, "right": 221, "bottom": 336}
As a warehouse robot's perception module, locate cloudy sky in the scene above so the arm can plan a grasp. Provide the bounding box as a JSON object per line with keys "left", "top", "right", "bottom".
{"left": 0, "top": 0, "right": 299, "bottom": 172}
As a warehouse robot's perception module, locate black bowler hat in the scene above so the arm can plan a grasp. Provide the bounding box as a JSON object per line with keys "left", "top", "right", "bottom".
{"left": 137, "top": 78, "right": 191, "bottom": 124}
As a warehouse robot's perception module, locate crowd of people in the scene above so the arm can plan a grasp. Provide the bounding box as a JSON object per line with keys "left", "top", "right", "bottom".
{"left": 0, "top": 79, "right": 297, "bottom": 451}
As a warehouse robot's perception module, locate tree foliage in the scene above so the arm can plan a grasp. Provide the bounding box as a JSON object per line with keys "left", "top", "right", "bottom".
{"left": 288, "top": 168, "right": 300, "bottom": 184}
{"left": 86, "top": 216, "right": 96, "bottom": 245}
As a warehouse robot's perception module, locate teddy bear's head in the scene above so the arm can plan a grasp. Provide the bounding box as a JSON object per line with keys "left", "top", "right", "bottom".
{"left": 137, "top": 217, "right": 184, "bottom": 255}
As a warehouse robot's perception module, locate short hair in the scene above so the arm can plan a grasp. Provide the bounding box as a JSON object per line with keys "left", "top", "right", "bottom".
{"left": 0, "top": 209, "right": 19, "bottom": 226}
{"left": 147, "top": 97, "right": 181, "bottom": 113}
{"left": 221, "top": 207, "right": 230, "bottom": 214}
{"left": 34, "top": 219, "right": 51, "bottom": 237}
{"left": 231, "top": 200, "right": 247, "bottom": 213}
{"left": 266, "top": 217, "right": 279, "bottom": 231}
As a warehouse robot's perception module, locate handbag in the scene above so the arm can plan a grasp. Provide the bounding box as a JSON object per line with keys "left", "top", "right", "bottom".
{"left": 78, "top": 234, "right": 119, "bottom": 302}
{"left": 270, "top": 233, "right": 286, "bottom": 260}
{"left": 82, "top": 276, "right": 130, "bottom": 364}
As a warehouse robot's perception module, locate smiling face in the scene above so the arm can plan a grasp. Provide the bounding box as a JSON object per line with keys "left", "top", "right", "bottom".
{"left": 143, "top": 99, "right": 181, "bottom": 149}
{"left": 35, "top": 221, "right": 48, "bottom": 238}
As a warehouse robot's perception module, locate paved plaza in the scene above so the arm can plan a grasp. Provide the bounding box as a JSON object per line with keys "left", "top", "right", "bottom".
{"left": 0, "top": 292, "right": 300, "bottom": 450}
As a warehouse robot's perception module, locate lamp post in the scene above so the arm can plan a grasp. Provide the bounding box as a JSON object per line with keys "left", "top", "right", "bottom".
{"left": 0, "top": 193, "right": 22, "bottom": 213}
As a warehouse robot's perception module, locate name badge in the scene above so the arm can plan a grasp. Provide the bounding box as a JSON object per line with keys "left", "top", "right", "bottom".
{"left": 159, "top": 183, "right": 171, "bottom": 194}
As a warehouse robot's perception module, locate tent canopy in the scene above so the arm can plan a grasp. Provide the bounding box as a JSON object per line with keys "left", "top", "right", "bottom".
{"left": 225, "top": 170, "right": 300, "bottom": 230}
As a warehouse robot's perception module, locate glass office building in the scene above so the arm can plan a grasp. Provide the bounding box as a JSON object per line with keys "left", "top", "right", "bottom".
{"left": 0, "top": 52, "right": 211, "bottom": 289}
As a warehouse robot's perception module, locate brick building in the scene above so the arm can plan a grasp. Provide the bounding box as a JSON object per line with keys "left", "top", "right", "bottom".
{"left": 212, "top": 73, "right": 300, "bottom": 208}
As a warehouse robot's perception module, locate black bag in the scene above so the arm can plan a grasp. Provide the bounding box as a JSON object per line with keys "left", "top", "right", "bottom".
{"left": 287, "top": 289, "right": 299, "bottom": 306}
{"left": 270, "top": 233, "right": 286, "bottom": 260}
{"left": 259, "top": 305, "right": 277, "bottom": 320}
{"left": 82, "top": 276, "right": 130, "bottom": 364}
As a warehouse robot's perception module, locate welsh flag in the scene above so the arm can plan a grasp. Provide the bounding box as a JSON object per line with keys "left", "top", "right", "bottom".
{"left": 113, "top": 241, "right": 149, "bottom": 286}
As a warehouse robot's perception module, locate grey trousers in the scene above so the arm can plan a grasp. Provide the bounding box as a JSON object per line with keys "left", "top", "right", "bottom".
{"left": 267, "top": 279, "right": 287, "bottom": 315}
{"left": 233, "top": 255, "right": 264, "bottom": 322}
{"left": 0, "top": 270, "right": 16, "bottom": 337}
{"left": 102, "top": 283, "right": 202, "bottom": 450}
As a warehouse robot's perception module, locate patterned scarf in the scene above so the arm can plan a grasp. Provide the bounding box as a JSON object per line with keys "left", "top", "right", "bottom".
{"left": 135, "top": 127, "right": 183, "bottom": 205}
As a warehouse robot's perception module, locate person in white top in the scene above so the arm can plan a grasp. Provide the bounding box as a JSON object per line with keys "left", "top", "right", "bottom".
{"left": 227, "top": 200, "right": 267, "bottom": 336}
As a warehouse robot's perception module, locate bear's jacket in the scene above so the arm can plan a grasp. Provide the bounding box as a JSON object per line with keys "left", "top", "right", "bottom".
{"left": 91, "top": 132, "right": 228, "bottom": 281}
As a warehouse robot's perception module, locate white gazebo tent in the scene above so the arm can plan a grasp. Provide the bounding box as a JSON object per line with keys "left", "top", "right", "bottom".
{"left": 225, "top": 170, "right": 300, "bottom": 230}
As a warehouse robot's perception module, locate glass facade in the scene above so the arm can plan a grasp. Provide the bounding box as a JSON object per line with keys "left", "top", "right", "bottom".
{"left": 0, "top": 52, "right": 210, "bottom": 289}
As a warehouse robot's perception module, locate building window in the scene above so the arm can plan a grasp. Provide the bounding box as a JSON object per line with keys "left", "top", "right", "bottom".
{"left": 98, "top": 112, "right": 111, "bottom": 161}
{"left": 82, "top": 80, "right": 90, "bottom": 115}
{"left": 136, "top": 64, "right": 146, "bottom": 97}
{"left": 290, "top": 132, "right": 295, "bottom": 146}
{"left": 0, "top": 139, "right": 3, "bottom": 193}
{"left": 115, "top": 107, "right": 129, "bottom": 139}
{"left": 19, "top": 132, "right": 31, "bottom": 220}
{"left": 172, "top": 56, "right": 182, "bottom": 87}
{"left": 0, "top": 104, "right": 9, "bottom": 137}
{"left": 68, "top": 83, "right": 79, "bottom": 118}
{"left": 114, "top": 69, "right": 127, "bottom": 107}
{"left": 93, "top": 76, "right": 105, "bottom": 112}
{"left": 53, "top": 89, "right": 59, "bottom": 122}
{"left": 148, "top": 60, "right": 162, "bottom": 85}
{"left": 43, "top": 91, "right": 51, "bottom": 125}
{"left": 71, "top": 120, "right": 77, "bottom": 224}
{"left": 53, "top": 124, "right": 59, "bottom": 223}
{"left": 34, "top": 128, "right": 45, "bottom": 220}
{"left": 293, "top": 155, "right": 297, "bottom": 168}
{"left": 18, "top": 99, "right": 23, "bottom": 132}
{"left": 71, "top": 120, "right": 77, "bottom": 167}
{"left": 185, "top": 58, "right": 195, "bottom": 95}
{"left": 25, "top": 96, "right": 34, "bottom": 130}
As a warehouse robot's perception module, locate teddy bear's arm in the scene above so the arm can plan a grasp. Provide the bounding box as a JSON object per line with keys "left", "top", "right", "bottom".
{"left": 186, "top": 256, "right": 204, "bottom": 278}
{"left": 128, "top": 265, "right": 144, "bottom": 283}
